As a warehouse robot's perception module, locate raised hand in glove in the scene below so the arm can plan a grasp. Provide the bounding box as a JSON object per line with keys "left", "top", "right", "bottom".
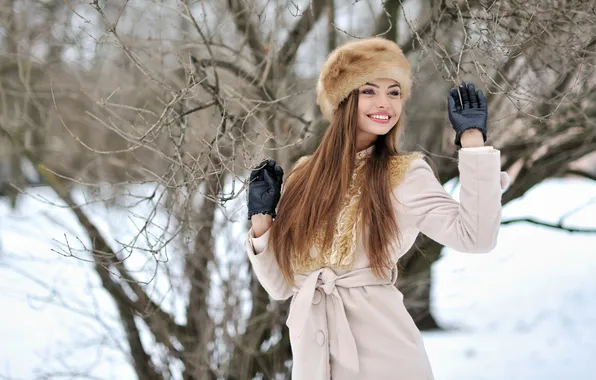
{"left": 248, "top": 159, "right": 284, "bottom": 220}
{"left": 448, "top": 82, "right": 488, "bottom": 147}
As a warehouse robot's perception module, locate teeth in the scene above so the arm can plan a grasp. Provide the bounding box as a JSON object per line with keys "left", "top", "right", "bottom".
{"left": 370, "top": 115, "right": 389, "bottom": 120}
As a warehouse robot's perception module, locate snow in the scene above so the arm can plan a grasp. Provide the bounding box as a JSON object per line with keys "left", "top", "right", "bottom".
{"left": 1, "top": 178, "right": 595, "bottom": 379}
{"left": 425, "top": 178, "right": 596, "bottom": 380}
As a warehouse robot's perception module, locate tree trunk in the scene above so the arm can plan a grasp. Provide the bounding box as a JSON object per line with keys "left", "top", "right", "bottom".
{"left": 397, "top": 237, "right": 445, "bottom": 331}
{"left": 183, "top": 162, "right": 220, "bottom": 380}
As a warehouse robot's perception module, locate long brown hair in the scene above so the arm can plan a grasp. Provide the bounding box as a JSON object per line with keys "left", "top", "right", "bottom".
{"left": 270, "top": 89, "right": 406, "bottom": 284}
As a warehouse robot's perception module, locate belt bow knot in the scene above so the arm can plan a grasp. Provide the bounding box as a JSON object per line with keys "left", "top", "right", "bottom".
{"left": 286, "top": 266, "right": 397, "bottom": 374}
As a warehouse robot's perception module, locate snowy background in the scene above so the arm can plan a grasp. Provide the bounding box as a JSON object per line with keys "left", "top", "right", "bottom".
{"left": 1, "top": 177, "right": 595, "bottom": 380}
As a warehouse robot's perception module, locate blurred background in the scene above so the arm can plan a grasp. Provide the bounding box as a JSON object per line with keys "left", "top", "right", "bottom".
{"left": 0, "top": 0, "right": 595, "bottom": 379}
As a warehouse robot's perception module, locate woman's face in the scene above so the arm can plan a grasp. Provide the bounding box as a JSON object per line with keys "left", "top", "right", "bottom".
{"left": 356, "top": 78, "right": 402, "bottom": 144}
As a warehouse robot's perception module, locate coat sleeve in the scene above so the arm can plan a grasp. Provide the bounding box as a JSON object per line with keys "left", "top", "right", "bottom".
{"left": 394, "top": 147, "right": 509, "bottom": 253}
{"left": 245, "top": 228, "right": 294, "bottom": 300}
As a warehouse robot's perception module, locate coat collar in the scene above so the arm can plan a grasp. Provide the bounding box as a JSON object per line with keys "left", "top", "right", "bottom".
{"left": 356, "top": 145, "right": 375, "bottom": 160}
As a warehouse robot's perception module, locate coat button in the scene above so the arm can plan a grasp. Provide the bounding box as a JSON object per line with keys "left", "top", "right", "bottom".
{"left": 316, "top": 330, "right": 325, "bottom": 346}
{"left": 312, "top": 289, "right": 322, "bottom": 304}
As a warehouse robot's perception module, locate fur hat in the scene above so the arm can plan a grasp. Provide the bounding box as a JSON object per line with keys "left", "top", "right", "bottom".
{"left": 316, "top": 37, "right": 412, "bottom": 121}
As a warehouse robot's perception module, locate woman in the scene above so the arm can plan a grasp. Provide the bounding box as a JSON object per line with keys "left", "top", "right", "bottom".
{"left": 245, "top": 38, "right": 509, "bottom": 380}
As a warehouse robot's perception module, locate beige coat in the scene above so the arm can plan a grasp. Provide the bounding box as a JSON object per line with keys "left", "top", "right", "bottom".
{"left": 246, "top": 147, "right": 510, "bottom": 380}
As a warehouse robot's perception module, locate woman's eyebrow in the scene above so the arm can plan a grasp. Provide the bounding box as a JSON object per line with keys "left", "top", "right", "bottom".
{"left": 364, "top": 82, "right": 401, "bottom": 89}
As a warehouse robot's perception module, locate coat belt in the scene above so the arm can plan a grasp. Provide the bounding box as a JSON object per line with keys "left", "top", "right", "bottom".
{"left": 286, "top": 266, "right": 398, "bottom": 373}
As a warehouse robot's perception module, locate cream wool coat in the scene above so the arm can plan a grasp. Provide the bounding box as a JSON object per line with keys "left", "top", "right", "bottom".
{"left": 246, "top": 147, "right": 510, "bottom": 380}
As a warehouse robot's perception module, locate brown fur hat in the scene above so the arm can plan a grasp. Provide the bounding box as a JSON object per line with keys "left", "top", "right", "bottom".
{"left": 316, "top": 37, "right": 412, "bottom": 121}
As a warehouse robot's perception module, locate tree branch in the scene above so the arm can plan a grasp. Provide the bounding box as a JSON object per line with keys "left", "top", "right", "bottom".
{"left": 194, "top": 57, "right": 260, "bottom": 86}
{"left": 193, "top": 57, "right": 277, "bottom": 103}
{"left": 182, "top": 158, "right": 221, "bottom": 380}
{"left": 114, "top": 295, "right": 163, "bottom": 380}
{"left": 278, "top": 1, "right": 327, "bottom": 70}
{"left": 374, "top": 0, "right": 400, "bottom": 40}
{"left": 327, "top": 0, "right": 336, "bottom": 51}
{"left": 501, "top": 217, "right": 596, "bottom": 234}
{"left": 15, "top": 137, "right": 185, "bottom": 364}
{"left": 566, "top": 169, "right": 596, "bottom": 182}
{"left": 227, "top": 0, "right": 266, "bottom": 63}
{"left": 398, "top": 0, "right": 446, "bottom": 55}
{"left": 90, "top": 0, "right": 173, "bottom": 92}
{"left": 504, "top": 135, "right": 596, "bottom": 203}
{"left": 167, "top": 101, "right": 218, "bottom": 125}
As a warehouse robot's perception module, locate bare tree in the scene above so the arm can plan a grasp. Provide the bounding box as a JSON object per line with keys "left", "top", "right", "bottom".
{"left": 1, "top": 0, "right": 595, "bottom": 378}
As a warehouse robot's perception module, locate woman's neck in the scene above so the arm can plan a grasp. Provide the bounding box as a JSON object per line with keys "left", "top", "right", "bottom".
{"left": 356, "top": 139, "right": 376, "bottom": 152}
{"left": 355, "top": 130, "right": 378, "bottom": 151}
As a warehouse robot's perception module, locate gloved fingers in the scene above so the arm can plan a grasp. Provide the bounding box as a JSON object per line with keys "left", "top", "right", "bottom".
{"left": 273, "top": 164, "right": 284, "bottom": 182}
{"left": 459, "top": 82, "right": 470, "bottom": 109}
{"left": 447, "top": 94, "right": 457, "bottom": 115}
{"left": 250, "top": 159, "right": 271, "bottom": 181}
{"left": 467, "top": 83, "right": 478, "bottom": 108}
{"left": 449, "top": 88, "right": 462, "bottom": 112}
{"left": 477, "top": 89, "right": 487, "bottom": 110}
{"left": 259, "top": 159, "right": 283, "bottom": 183}
{"left": 262, "top": 169, "right": 276, "bottom": 187}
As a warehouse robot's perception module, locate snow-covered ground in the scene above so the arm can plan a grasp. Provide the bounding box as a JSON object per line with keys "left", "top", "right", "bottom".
{"left": 1, "top": 178, "right": 595, "bottom": 379}
{"left": 426, "top": 178, "right": 596, "bottom": 380}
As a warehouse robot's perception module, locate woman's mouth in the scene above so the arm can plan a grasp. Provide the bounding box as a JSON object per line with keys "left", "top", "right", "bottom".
{"left": 367, "top": 113, "right": 391, "bottom": 124}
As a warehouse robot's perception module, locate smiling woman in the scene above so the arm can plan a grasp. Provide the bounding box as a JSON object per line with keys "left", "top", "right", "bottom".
{"left": 245, "top": 37, "right": 508, "bottom": 380}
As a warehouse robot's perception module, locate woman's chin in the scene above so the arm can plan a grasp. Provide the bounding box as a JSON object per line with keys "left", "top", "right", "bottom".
{"left": 364, "top": 124, "right": 393, "bottom": 136}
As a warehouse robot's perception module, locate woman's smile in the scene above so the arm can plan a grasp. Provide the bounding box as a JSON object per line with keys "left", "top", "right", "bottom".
{"left": 367, "top": 112, "right": 392, "bottom": 124}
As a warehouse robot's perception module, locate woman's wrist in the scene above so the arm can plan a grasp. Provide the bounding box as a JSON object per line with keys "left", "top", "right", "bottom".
{"left": 251, "top": 214, "right": 273, "bottom": 238}
{"left": 460, "top": 129, "right": 485, "bottom": 148}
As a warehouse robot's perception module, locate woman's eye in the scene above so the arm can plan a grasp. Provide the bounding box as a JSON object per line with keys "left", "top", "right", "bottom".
{"left": 361, "top": 89, "right": 374, "bottom": 95}
{"left": 390, "top": 91, "right": 401, "bottom": 97}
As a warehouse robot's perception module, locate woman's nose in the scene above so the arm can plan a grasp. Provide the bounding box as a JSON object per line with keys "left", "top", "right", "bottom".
{"left": 377, "top": 99, "right": 389, "bottom": 108}
{"left": 377, "top": 94, "right": 390, "bottom": 108}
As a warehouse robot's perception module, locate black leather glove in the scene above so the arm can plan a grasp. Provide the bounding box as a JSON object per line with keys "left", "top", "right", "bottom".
{"left": 448, "top": 82, "right": 488, "bottom": 147}
{"left": 248, "top": 159, "right": 284, "bottom": 220}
